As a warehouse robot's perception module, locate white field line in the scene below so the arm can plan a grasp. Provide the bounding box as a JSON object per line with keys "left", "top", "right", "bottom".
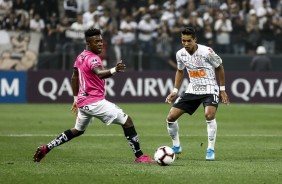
{"left": 1, "top": 134, "right": 281, "bottom": 137}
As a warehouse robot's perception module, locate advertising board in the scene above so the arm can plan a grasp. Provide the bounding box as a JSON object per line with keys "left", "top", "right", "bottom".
{"left": 1, "top": 71, "right": 281, "bottom": 103}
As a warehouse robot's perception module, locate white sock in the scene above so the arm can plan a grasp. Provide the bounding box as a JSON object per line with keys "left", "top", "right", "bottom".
{"left": 207, "top": 119, "right": 217, "bottom": 150}
{"left": 167, "top": 121, "right": 180, "bottom": 147}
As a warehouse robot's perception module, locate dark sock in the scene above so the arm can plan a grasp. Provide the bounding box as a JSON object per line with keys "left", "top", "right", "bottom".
{"left": 46, "top": 129, "right": 75, "bottom": 153}
{"left": 123, "top": 126, "right": 143, "bottom": 158}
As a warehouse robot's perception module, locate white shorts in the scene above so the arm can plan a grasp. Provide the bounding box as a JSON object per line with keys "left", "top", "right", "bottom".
{"left": 74, "top": 99, "right": 128, "bottom": 131}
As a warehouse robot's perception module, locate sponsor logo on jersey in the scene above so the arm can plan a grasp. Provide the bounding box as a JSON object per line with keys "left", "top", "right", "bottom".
{"left": 192, "top": 85, "right": 207, "bottom": 91}
{"left": 92, "top": 58, "right": 98, "bottom": 63}
{"left": 81, "top": 92, "right": 88, "bottom": 96}
{"left": 189, "top": 69, "right": 207, "bottom": 78}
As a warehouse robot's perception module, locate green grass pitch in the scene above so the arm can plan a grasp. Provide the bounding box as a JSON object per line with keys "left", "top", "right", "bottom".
{"left": 0, "top": 103, "right": 281, "bottom": 184}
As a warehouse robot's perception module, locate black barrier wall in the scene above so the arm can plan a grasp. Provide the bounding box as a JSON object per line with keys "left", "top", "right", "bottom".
{"left": 1, "top": 71, "right": 281, "bottom": 103}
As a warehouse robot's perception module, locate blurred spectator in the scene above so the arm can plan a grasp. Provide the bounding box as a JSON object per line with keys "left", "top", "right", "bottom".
{"left": 184, "top": 11, "right": 204, "bottom": 43}
{"left": 135, "top": 0, "right": 149, "bottom": 9}
{"left": 99, "top": 7, "right": 111, "bottom": 33}
{"left": 2, "top": 10, "right": 20, "bottom": 30}
{"left": 29, "top": 13, "right": 45, "bottom": 51}
{"left": 63, "top": 0, "right": 78, "bottom": 23}
{"left": 245, "top": 9, "right": 261, "bottom": 55}
{"left": 132, "top": 6, "right": 147, "bottom": 22}
{"left": 196, "top": 0, "right": 209, "bottom": 15}
{"left": 229, "top": 2, "right": 244, "bottom": 21}
{"left": 148, "top": 4, "right": 160, "bottom": 23}
{"left": 160, "top": 4, "right": 180, "bottom": 28}
{"left": 272, "top": 6, "right": 282, "bottom": 54}
{"left": 12, "top": 0, "right": 27, "bottom": 12}
{"left": 76, "top": 0, "right": 89, "bottom": 14}
{"left": 96, "top": 5, "right": 104, "bottom": 16}
{"left": 69, "top": 13, "right": 87, "bottom": 64}
{"left": 28, "top": 0, "right": 49, "bottom": 22}
{"left": 70, "top": 13, "right": 86, "bottom": 31}
{"left": 249, "top": 0, "right": 271, "bottom": 11}
{"left": 30, "top": 13, "right": 45, "bottom": 32}
{"left": 260, "top": 14, "right": 275, "bottom": 54}
{"left": 256, "top": 1, "right": 271, "bottom": 30}
{"left": 202, "top": 21, "right": 214, "bottom": 48}
{"left": 98, "top": 7, "right": 113, "bottom": 66}
{"left": 57, "top": 16, "right": 71, "bottom": 51}
{"left": 186, "top": 0, "right": 196, "bottom": 13}
{"left": 258, "top": 1, "right": 275, "bottom": 54}
{"left": 111, "top": 27, "right": 123, "bottom": 62}
{"left": 46, "top": 0, "right": 60, "bottom": 21}
{"left": 0, "top": 0, "right": 12, "bottom": 15}
{"left": 163, "top": 0, "right": 188, "bottom": 10}
{"left": 155, "top": 18, "right": 173, "bottom": 70}
{"left": 86, "top": 13, "right": 102, "bottom": 29}
{"left": 119, "top": 14, "right": 137, "bottom": 70}
{"left": 250, "top": 45, "right": 272, "bottom": 71}
{"left": 45, "top": 13, "right": 60, "bottom": 52}
{"left": 116, "top": 0, "right": 134, "bottom": 15}
{"left": 12, "top": 0, "right": 29, "bottom": 29}
{"left": 137, "top": 14, "right": 158, "bottom": 70}
{"left": 82, "top": 2, "right": 96, "bottom": 25}
{"left": 214, "top": 13, "right": 233, "bottom": 53}
{"left": 219, "top": 2, "right": 229, "bottom": 13}
{"left": 231, "top": 16, "right": 246, "bottom": 54}
{"left": 17, "top": 10, "right": 30, "bottom": 31}
{"left": 170, "top": 16, "right": 183, "bottom": 52}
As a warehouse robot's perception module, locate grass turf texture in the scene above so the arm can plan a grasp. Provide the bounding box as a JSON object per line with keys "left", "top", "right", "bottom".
{"left": 0, "top": 103, "right": 281, "bottom": 184}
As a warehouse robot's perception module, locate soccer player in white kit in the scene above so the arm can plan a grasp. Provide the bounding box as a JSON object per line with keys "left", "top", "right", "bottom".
{"left": 165, "top": 27, "right": 229, "bottom": 161}
{"left": 33, "top": 28, "right": 154, "bottom": 163}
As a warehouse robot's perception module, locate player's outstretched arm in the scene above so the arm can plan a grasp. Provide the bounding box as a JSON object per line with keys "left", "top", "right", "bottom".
{"left": 71, "top": 67, "right": 79, "bottom": 115}
{"left": 93, "top": 61, "right": 126, "bottom": 79}
{"left": 217, "top": 64, "right": 230, "bottom": 105}
{"left": 165, "top": 69, "right": 184, "bottom": 104}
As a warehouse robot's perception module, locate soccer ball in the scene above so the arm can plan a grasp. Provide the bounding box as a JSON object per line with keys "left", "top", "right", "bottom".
{"left": 154, "top": 146, "right": 175, "bottom": 166}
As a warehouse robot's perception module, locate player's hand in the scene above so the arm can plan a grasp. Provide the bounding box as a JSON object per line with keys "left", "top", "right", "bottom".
{"left": 165, "top": 92, "right": 177, "bottom": 104}
{"left": 71, "top": 101, "right": 78, "bottom": 115}
{"left": 115, "top": 60, "right": 126, "bottom": 73}
{"left": 220, "top": 91, "right": 230, "bottom": 105}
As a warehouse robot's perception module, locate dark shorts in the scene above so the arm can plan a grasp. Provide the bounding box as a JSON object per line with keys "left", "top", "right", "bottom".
{"left": 173, "top": 93, "right": 219, "bottom": 115}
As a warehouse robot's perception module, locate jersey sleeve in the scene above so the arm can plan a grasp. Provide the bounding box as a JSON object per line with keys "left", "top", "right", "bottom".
{"left": 87, "top": 55, "right": 103, "bottom": 70}
{"left": 207, "top": 48, "right": 222, "bottom": 68}
{"left": 176, "top": 51, "right": 185, "bottom": 70}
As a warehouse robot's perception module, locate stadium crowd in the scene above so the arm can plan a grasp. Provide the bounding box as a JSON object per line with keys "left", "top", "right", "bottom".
{"left": 0, "top": 0, "right": 281, "bottom": 70}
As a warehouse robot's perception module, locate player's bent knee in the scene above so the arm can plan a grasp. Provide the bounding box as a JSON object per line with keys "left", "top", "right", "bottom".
{"left": 122, "top": 116, "right": 134, "bottom": 128}
{"left": 205, "top": 114, "right": 215, "bottom": 121}
{"left": 167, "top": 116, "right": 177, "bottom": 122}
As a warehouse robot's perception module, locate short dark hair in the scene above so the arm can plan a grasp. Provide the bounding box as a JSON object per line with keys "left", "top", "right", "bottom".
{"left": 85, "top": 28, "right": 101, "bottom": 40}
{"left": 181, "top": 27, "right": 196, "bottom": 38}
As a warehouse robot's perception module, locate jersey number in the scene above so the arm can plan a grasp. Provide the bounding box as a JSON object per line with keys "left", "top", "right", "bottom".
{"left": 213, "top": 95, "right": 219, "bottom": 103}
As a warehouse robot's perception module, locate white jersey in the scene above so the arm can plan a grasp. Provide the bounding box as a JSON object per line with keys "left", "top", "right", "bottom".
{"left": 176, "top": 44, "right": 222, "bottom": 95}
